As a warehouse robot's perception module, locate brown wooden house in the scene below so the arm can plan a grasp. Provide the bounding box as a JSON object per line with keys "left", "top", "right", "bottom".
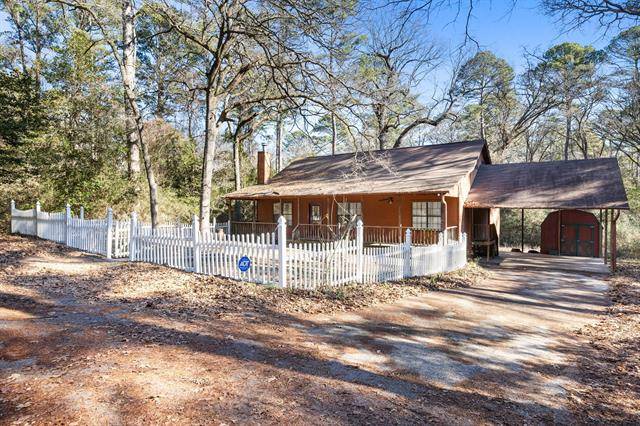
{"left": 225, "top": 140, "right": 629, "bottom": 267}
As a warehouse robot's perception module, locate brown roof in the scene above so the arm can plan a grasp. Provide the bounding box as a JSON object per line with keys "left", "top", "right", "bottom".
{"left": 226, "top": 140, "right": 489, "bottom": 199}
{"left": 465, "top": 158, "right": 629, "bottom": 209}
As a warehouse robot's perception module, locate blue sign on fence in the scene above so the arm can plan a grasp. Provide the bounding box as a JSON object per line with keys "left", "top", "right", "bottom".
{"left": 238, "top": 256, "right": 251, "bottom": 272}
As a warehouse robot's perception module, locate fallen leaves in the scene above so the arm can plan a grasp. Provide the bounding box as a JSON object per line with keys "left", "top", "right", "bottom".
{"left": 569, "top": 259, "right": 640, "bottom": 423}
{"left": 0, "top": 234, "right": 487, "bottom": 318}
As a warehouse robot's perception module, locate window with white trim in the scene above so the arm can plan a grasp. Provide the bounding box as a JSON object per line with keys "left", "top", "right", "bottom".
{"left": 412, "top": 201, "right": 442, "bottom": 229}
{"left": 337, "top": 202, "right": 361, "bottom": 224}
{"left": 273, "top": 201, "right": 292, "bottom": 223}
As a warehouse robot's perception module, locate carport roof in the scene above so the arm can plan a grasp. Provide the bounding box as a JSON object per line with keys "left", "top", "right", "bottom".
{"left": 465, "top": 158, "right": 630, "bottom": 210}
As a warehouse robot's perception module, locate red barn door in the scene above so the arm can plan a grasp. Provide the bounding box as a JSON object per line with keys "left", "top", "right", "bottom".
{"left": 541, "top": 210, "right": 600, "bottom": 257}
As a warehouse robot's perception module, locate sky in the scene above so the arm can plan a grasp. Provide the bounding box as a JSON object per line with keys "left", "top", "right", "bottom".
{"left": 424, "top": 0, "right": 610, "bottom": 71}
{"left": 0, "top": 1, "right": 614, "bottom": 63}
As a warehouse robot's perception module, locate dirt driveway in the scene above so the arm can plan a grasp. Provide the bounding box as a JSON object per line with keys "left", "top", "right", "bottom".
{"left": 1, "top": 239, "right": 610, "bottom": 424}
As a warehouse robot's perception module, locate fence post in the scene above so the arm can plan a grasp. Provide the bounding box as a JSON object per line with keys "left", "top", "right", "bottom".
{"left": 64, "top": 203, "right": 71, "bottom": 245}
{"left": 277, "top": 216, "right": 287, "bottom": 288}
{"left": 438, "top": 231, "right": 444, "bottom": 246}
{"left": 10, "top": 200, "right": 15, "bottom": 234}
{"left": 192, "top": 214, "right": 201, "bottom": 273}
{"left": 79, "top": 206, "right": 84, "bottom": 220}
{"left": 106, "top": 208, "right": 113, "bottom": 259}
{"left": 35, "top": 200, "right": 41, "bottom": 237}
{"left": 404, "top": 228, "right": 412, "bottom": 278}
{"left": 129, "top": 212, "right": 137, "bottom": 262}
{"left": 356, "top": 219, "right": 364, "bottom": 283}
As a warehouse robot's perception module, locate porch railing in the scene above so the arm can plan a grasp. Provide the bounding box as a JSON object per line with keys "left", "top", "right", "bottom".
{"left": 231, "top": 221, "right": 278, "bottom": 236}
{"left": 292, "top": 223, "right": 353, "bottom": 241}
{"left": 290, "top": 223, "right": 441, "bottom": 245}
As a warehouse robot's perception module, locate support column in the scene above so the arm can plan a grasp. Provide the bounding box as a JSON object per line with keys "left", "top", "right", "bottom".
{"left": 521, "top": 208, "right": 524, "bottom": 253}
{"left": 440, "top": 194, "right": 448, "bottom": 244}
{"left": 599, "top": 209, "right": 603, "bottom": 259}
{"left": 611, "top": 210, "right": 620, "bottom": 272}
{"left": 556, "top": 209, "right": 562, "bottom": 256}
{"left": 604, "top": 209, "right": 609, "bottom": 264}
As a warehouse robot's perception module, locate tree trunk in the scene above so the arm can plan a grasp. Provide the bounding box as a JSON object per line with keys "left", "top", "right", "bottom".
{"left": 123, "top": 0, "right": 141, "bottom": 178}
{"left": 199, "top": 86, "right": 220, "bottom": 233}
{"left": 564, "top": 112, "right": 571, "bottom": 161}
{"left": 479, "top": 88, "right": 485, "bottom": 140}
{"left": 121, "top": 0, "right": 158, "bottom": 227}
{"left": 331, "top": 112, "right": 337, "bottom": 155}
{"left": 233, "top": 134, "right": 241, "bottom": 191}
{"left": 34, "top": 5, "right": 42, "bottom": 94}
{"left": 376, "top": 104, "right": 388, "bottom": 150}
{"left": 276, "top": 114, "right": 283, "bottom": 172}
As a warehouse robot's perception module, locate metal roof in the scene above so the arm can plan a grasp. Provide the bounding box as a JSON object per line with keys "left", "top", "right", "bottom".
{"left": 226, "top": 140, "right": 489, "bottom": 199}
{"left": 465, "top": 158, "right": 629, "bottom": 210}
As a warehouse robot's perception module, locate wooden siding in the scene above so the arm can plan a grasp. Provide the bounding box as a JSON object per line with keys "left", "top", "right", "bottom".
{"left": 253, "top": 194, "right": 461, "bottom": 229}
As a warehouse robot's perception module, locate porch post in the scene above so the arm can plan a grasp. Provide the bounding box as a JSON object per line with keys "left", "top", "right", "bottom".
{"left": 604, "top": 209, "right": 609, "bottom": 264}
{"left": 556, "top": 210, "right": 562, "bottom": 256}
{"left": 599, "top": 209, "right": 603, "bottom": 259}
{"left": 611, "top": 210, "right": 620, "bottom": 272}
{"left": 520, "top": 209, "right": 524, "bottom": 253}
{"left": 440, "top": 194, "right": 447, "bottom": 244}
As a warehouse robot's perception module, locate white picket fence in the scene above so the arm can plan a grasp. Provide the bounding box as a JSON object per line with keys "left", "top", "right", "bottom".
{"left": 10, "top": 201, "right": 467, "bottom": 289}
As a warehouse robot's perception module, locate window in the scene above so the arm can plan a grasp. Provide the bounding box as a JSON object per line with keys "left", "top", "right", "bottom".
{"left": 310, "top": 205, "right": 321, "bottom": 223}
{"left": 337, "top": 202, "right": 361, "bottom": 224}
{"left": 232, "top": 200, "right": 255, "bottom": 222}
{"left": 273, "top": 201, "right": 292, "bottom": 223}
{"left": 412, "top": 201, "right": 442, "bottom": 229}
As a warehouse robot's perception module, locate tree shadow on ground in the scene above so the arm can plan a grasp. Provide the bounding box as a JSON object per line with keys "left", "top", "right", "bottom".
{"left": 1, "top": 235, "right": 636, "bottom": 424}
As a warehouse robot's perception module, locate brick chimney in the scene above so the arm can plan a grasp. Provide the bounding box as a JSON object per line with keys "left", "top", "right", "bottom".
{"left": 257, "top": 143, "right": 271, "bottom": 185}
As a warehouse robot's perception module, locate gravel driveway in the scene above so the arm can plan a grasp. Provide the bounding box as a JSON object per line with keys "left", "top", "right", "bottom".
{"left": 1, "top": 239, "right": 610, "bottom": 424}
{"left": 297, "top": 253, "right": 609, "bottom": 423}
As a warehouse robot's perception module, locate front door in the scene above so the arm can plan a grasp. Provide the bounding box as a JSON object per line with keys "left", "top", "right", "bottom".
{"left": 560, "top": 224, "right": 595, "bottom": 257}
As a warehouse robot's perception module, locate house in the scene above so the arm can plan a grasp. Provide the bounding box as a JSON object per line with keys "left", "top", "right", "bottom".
{"left": 224, "top": 140, "right": 629, "bottom": 267}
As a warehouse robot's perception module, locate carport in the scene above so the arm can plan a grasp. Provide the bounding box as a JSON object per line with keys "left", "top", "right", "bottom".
{"left": 465, "top": 158, "right": 630, "bottom": 271}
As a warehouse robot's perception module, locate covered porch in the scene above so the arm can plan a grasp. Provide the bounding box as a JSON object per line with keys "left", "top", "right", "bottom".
{"left": 226, "top": 193, "right": 461, "bottom": 246}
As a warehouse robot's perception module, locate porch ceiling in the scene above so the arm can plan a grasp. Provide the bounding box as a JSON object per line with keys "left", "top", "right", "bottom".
{"left": 465, "top": 158, "right": 630, "bottom": 210}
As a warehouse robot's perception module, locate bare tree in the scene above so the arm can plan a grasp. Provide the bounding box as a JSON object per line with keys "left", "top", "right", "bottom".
{"left": 355, "top": 13, "right": 456, "bottom": 150}
{"left": 152, "top": 0, "right": 335, "bottom": 231}
{"left": 543, "top": 0, "right": 640, "bottom": 30}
